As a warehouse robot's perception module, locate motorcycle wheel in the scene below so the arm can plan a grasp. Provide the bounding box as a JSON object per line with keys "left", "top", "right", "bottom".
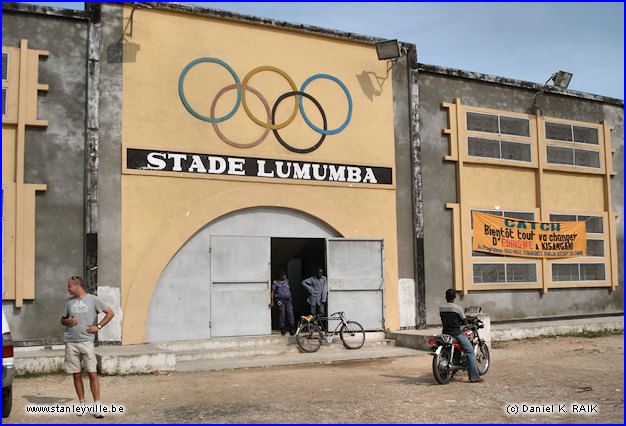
{"left": 476, "top": 343, "right": 490, "bottom": 375}
{"left": 432, "top": 347, "right": 455, "bottom": 384}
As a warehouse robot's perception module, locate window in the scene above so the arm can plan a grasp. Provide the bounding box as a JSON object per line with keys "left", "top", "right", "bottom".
{"left": 2, "top": 52, "right": 6, "bottom": 118}
{"left": 468, "top": 137, "right": 532, "bottom": 162}
{"left": 549, "top": 214, "right": 603, "bottom": 234}
{"left": 473, "top": 263, "right": 537, "bottom": 284}
{"left": 552, "top": 263, "right": 606, "bottom": 282}
{"left": 471, "top": 209, "right": 535, "bottom": 230}
{"left": 2, "top": 51, "right": 7, "bottom": 81}
{"left": 550, "top": 213, "right": 604, "bottom": 258}
{"left": 546, "top": 145, "right": 600, "bottom": 168}
{"left": 467, "top": 112, "right": 530, "bottom": 137}
{"left": 586, "top": 239, "right": 604, "bottom": 257}
{"left": 545, "top": 121, "right": 599, "bottom": 145}
{"left": 578, "top": 215, "right": 604, "bottom": 234}
{"left": 549, "top": 213, "right": 606, "bottom": 282}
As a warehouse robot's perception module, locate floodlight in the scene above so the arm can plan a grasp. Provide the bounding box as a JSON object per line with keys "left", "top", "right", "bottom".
{"left": 375, "top": 39, "right": 401, "bottom": 61}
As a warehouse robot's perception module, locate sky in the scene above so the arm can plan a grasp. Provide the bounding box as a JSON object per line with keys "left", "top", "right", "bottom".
{"left": 17, "top": 2, "right": 625, "bottom": 100}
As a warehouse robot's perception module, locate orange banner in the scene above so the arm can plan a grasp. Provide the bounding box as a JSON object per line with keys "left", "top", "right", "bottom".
{"left": 472, "top": 211, "right": 586, "bottom": 258}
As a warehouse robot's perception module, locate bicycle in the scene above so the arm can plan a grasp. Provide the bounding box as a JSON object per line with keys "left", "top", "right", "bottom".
{"left": 295, "top": 311, "right": 365, "bottom": 353}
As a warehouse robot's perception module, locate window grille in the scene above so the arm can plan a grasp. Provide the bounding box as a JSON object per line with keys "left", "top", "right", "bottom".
{"left": 467, "top": 111, "right": 530, "bottom": 137}
{"left": 552, "top": 263, "right": 605, "bottom": 282}
{"left": 545, "top": 121, "right": 599, "bottom": 145}
{"left": 546, "top": 145, "right": 600, "bottom": 168}
{"left": 586, "top": 239, "right": 604, "bottom": 257}
{"left": 473, "top": 263, "right": 537, "bottom": 284}
{"left": 467, "top": 112, "right": 498, "bottom": 133}
{"left": 2, "top": 52, "right": 7, "bottom": 81}
{"left": 468, "top": 137, "right": 531, "bottom": 162}
{"left": 549, "top": 214, "right": 603, "bottom": 234}
{"left": 499, "top": 116, "right": 531, "bottom": 137}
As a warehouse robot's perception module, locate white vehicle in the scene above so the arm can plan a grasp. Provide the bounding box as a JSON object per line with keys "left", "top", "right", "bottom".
{"left": 2, "top": 309, "right": 14, "bottom": 418}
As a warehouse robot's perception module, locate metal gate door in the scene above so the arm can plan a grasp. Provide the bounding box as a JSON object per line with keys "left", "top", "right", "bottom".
{"left": 326, "top": 238, "right": 384, "bottom": 330}
{"left": 210, "top": 235, "right": 271, "bottom": 337}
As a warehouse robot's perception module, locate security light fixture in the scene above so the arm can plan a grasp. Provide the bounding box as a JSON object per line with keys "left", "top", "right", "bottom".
{"left": 530, "top": 70, "right": 574, "bottom": 116}
{"left": 544, "top": 70, "right": 573, "bottom": 89}
{"left": 551, "top": 71, "right": 573, "bottom": 89}
{"left": 375, "top": 39, "right": 402, "bottom": 61}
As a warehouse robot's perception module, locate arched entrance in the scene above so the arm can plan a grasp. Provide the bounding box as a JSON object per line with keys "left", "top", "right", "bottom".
{"left": 145, "top": 207, "right": 339, "bottom": 342}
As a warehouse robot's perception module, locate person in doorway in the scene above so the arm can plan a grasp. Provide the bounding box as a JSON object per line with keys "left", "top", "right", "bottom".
{"left": 61, "top": 276, "right": 114, "bottom": 417}
{"left": 301, "top": 268, "right": 328, "bottom": 317}
{"left": 269, "top": 271, "right": 295, "bottom": 335}
{"left": 439, "top": 288, "right": 484, "bottom": 383}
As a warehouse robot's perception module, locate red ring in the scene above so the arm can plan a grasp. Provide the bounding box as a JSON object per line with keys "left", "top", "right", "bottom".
{"left": 211, "top": 84, "right": 271, "bottom": 148}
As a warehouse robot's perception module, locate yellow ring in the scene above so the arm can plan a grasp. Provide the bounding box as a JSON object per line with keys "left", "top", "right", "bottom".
{"left": 242, "top": 66, "right": 299, "bottom": 130}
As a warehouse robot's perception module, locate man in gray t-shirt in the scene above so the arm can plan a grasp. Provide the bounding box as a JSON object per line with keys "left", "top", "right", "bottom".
{"left": 63, "top": 292, "right": 109, "bottom": 342}
{"left": 61, "top": 276, "right": 114, "bottom": 417}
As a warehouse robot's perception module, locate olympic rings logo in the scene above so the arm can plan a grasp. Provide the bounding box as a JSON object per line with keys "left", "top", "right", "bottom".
{"left": 178, "top": 58, "right": 353, "bottom": 154}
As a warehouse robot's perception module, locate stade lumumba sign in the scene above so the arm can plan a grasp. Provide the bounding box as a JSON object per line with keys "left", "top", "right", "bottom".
{"left": 126, "top": 148, "right": 393, "bottom": 186}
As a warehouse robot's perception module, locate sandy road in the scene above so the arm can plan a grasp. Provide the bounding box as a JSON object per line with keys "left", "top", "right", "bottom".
{"left": 7, "top": 334, "right": 623, "bottom": 423}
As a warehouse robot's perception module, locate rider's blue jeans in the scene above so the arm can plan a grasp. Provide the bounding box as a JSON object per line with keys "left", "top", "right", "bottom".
{"left": 452, "top": 332, "right": 481, "bottom": 380}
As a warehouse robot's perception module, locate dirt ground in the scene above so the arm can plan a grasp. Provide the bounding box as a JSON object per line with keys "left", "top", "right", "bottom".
{"left": 7, "top": 333, "right": 624, "bottom": 424}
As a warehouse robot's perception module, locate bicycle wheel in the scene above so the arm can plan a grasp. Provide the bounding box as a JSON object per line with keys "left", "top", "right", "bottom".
{"left": 339, "top": 321, "right": 365, "bottom": 349}
{"left": 296, "top": 322, "right": 322, "bottom": 353}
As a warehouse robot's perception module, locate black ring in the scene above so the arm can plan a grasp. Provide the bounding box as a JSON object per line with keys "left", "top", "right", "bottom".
{"left": 272, "top": 91, "right": 327, "bottom": 154}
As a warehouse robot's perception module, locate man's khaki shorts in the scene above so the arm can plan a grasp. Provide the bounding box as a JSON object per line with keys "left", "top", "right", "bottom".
{"left": 64, "top": 341, "right": 97, "bottom": 373}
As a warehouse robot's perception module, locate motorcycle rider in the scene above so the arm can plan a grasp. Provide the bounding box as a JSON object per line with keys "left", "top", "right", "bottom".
{"left": 439, "top": 289, "right": 484, "bottom": 383}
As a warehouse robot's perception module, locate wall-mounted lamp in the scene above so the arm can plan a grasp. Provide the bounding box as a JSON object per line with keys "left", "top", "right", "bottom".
{"left": 529, "top": 70, "right": 574, "bottom": 116}
{"left": 375, "top": 39, "right": 404, "bottom": 61}
{"left": 545, "top": 70, "right": 573, "bottom": 89}
{"left": 551, "top": 70, "right": 573, "bottom": 89}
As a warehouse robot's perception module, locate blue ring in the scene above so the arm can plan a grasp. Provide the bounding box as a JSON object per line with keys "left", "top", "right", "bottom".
{"left": 299, "top": 74, "right": 352, "bottom": 135}
{"left": 179, "top": 58, "right": 241, "bottom": 123}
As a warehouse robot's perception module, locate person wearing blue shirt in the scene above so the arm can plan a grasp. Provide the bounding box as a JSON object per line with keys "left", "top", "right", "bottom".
{"left": 269, "top": 271, "right": 295, "bottom": 335}
{"left": 301, "top": 268, "right": 328, "bottom": 316}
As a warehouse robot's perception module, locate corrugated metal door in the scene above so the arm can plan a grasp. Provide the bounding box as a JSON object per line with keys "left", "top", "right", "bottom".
{"left": 210, "top": 235, "right": 271, "bottom": 337}
{"left": 326, "top": 238, "right": 384, "bottom": 330}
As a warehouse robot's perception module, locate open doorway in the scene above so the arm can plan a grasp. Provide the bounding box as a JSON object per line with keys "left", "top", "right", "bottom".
{"left": 270, "top": 238, "right": 326, "bottom": 332}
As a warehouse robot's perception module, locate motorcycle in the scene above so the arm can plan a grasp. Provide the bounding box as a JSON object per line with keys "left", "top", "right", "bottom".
{"left": 428, "top": 316, "right": 490, "bottom": 384}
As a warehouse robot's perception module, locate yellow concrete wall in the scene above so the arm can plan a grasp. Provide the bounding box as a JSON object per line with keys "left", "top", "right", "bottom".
{"left": 542, "top": 173, "right": 605, "bottom": 212}
{"left": 120, "top": 7, "right": 399, "bottom": 343}
{"left": 464, "top": 164, "right": 537, "bottom": 208}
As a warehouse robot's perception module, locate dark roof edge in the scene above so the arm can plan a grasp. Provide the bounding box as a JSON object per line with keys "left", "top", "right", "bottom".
{"left": 1, "top": 2, "right": 92, "bottom": 21}
{"left": 417, "top": 63, "right": 624, "bottom": 106}
{"left": 155, "top": 2, "right": 384, "bottom": 45}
